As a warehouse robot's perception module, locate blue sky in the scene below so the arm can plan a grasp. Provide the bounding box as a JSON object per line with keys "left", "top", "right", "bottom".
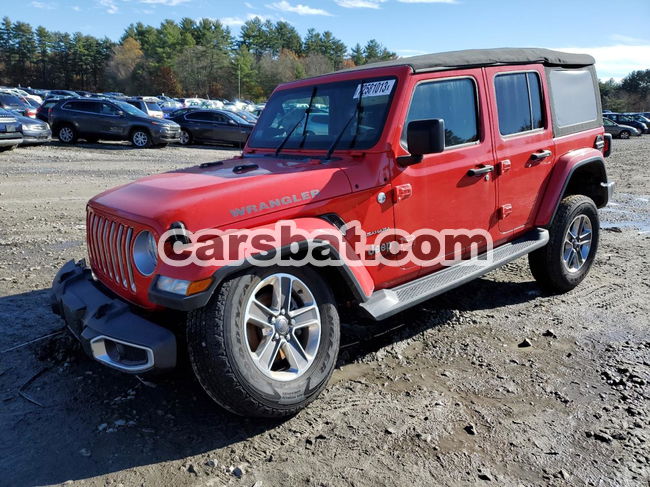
{"left": 7, "top": 0, "right": 650, "bottom": 80}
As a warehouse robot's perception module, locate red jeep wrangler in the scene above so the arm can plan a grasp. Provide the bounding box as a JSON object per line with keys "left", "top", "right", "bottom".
{"left": 52, "top": 48, "right": 614, "bottom": 417}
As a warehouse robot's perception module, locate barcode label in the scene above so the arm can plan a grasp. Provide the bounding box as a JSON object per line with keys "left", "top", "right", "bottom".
{"left": 353, "top": 80, "right": 395, "bottom": 99}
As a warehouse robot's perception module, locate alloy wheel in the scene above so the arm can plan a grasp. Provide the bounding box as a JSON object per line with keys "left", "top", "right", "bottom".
{"left": 59, "top": 127, "right": 74, "bottom": 143}
{"left": 132, "top": 131, "right": 149, "bottom": 147}
{"left": 243, "top": 273, "right": 321, "bottom": 381}
{"left": 562, "top": 214, "right": 593, "bottom": 273}
{"left": 180, "top": 130, "right": 190, "bottom": 145}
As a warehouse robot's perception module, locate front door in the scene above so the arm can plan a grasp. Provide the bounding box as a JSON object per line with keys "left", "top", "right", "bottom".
{"left": 485, "top": 66, "right": 555, "bottom": 233}
{"left": 391, "top": 70, "right": 499, "bottom": 277}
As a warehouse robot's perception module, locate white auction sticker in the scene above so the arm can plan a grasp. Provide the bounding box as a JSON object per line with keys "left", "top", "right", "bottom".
{"left": 353, "top": 79, "right": 395, "bottom": 99}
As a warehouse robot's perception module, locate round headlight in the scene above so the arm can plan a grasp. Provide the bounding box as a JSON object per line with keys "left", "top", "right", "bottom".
{"left": 133, "top": 231, "right": 158, "bottom": 276}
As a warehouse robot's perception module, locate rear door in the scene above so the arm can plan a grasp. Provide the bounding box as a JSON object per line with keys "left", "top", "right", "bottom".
{"left": 97, "top": 101, "right": 126, "bottom": 138}
{"left": 184, "top": 111, "right": 212, "bottom": 141}
{"left": 485, "top": 66, "right": 555, "bottom": 234}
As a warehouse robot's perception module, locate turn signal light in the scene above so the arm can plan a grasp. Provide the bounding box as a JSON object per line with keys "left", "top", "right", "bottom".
{"left": 186, "top": 278, "right": 213, "bottom": 296}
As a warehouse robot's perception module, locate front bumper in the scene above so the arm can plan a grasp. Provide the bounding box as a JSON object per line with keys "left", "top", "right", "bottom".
{"left": 21, "top": 129, "right": 52, "bottom": 144}
{"left": 51, "top": 260, "right": 176, "bottom": 374}
{"left": 0, "top": 134, "right": 22, "bottom": 146}
{"left": 153, "top": 129, "right": 181, "bottom": 144}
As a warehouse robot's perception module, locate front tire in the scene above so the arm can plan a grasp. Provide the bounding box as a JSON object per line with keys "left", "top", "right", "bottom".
{"left": 0, "top": 145, "right": 17, "bottom": 152}
{"left": 187, "top": 267, "right": 340, "bottom": 417}
{"left": 131, "top": 129, "right": 151, "bottom": 148}
{"left": 529, "top": 195, "right": 599, "bottom": 293}
{"left": 619, "top": 130, "right": 630, "bottom": 139}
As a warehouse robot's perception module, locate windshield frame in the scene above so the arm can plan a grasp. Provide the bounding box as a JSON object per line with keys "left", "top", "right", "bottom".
{"left": 247, "top": 75, "right": 398, "bottom": 153}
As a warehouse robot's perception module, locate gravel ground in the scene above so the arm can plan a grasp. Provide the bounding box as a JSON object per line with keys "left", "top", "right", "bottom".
{"left": 0, "top": 139, "right": 648, "bottom": 487}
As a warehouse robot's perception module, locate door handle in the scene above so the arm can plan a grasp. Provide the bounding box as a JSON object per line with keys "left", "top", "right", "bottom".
{"left": 530, "top": 150, "right": 552, "bottom": 161}
{"left": 467, "top": 165, "right": 494, "bottom": 176}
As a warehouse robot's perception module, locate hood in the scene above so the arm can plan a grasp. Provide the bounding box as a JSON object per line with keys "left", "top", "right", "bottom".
{"left": 90, "top": 156, "right": 352, "bottom": 231}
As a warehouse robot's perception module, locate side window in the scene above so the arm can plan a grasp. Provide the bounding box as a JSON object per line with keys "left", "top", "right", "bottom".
{"left": 213, "top": 113, "right": 228, "bottom": 123}
{"left": 64, "top": 101, "right": 97, "bottom": 113}
{"left": 494, "top": 72, "right": 544, "bottom": 136}
{"left": 186, "top": 111, "right": 211, "bottom": 121}
{"left": 100, "top": 103, "right": 120, "bottom": 116}
{"left": 403, "top": 78, "right": 479, "bottom": 148}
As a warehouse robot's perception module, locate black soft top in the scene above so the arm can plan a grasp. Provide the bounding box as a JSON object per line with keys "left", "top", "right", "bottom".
{"left": 340, "top": 48, "right": 595, "bottom": 74}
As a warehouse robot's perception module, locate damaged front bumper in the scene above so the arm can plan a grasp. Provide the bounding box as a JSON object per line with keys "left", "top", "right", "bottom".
{"left": 51, "top": 260, "right": 176, "bottom": 374}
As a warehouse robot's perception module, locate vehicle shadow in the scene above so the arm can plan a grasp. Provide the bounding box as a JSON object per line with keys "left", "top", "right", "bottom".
{"left": 0, "top": 274, "right": 541, "bottom": 485}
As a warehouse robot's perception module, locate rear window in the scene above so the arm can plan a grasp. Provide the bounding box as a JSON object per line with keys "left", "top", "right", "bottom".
{"left": 0, "top": 94, "right": 25, "bottom": 107}
{"left": 403, "top": 77, "right": 479, "bottom": 148}
{"left": 548, "top": 69, "right": 598, "bottom": 130}
{"left": 494, "top": 72, "right": 544, "bottom": 136}
{"left": 146, "top": 102, "right": 161, "bottom": 111}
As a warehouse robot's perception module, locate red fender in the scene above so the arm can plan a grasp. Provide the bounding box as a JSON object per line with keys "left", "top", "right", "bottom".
{"left": 534, "top": 148, "right": 605, "bottom": 227}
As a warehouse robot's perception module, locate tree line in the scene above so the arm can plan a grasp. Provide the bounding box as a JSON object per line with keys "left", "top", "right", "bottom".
{"left": 600, "top": 70, "right": 650, "bottom": 112}
{"left": 0, "top": 16, "right": 395, "bottom": 100}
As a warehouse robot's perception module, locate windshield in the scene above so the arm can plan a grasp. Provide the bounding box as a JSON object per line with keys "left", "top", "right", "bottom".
{"left": 115, "top": 100, "right": 147, "bottom": 117}
{"left": 146, "top": 102, "right": 162, "bottom": 111}
{"left": 248, "top": 77, "right": 397, "bottom": 151}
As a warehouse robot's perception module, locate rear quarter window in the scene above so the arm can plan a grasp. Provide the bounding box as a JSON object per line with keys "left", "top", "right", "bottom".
{"left": 548, "top": 68, "right": 601, "bottom": 136}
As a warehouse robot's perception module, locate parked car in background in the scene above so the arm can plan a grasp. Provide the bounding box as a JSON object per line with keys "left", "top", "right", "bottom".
{"left": 624, "top": 113, "right": 650, "bottom": 127}
{"left": 9, "top": 88, "right": 43, "bottom": 105}
{"left": 98, "top": 92, "right": 125, "bottom": 99}
{"left": 604, "top": 113, "right": 648, "bottom": 134}
{"left": 0, "top": 108, "right": 23, "bottom": 151}
{"left": 169, "top": 108, "right": 254, "bottom": 146}
{"left": 0, "top": 91, "right": 36, "bottom": 118}
{"left": 603, "top": 117, "right": 639, "bottom": 138}
{"left": 10, "top": 110, "right": 51, "bottom": 145}
{"left": 125, "top": 97, "right": 164, "bottom": 119}
{"left": 36, "top": 98, "right": 65, "bottom": 122}
{"left": 49, "top": 97, "right": 181, "bottom": 148}
{"left": 47, "top": 90, "right": 79, "bottom": 99}
{"left": 224, "top": 108, "right": 258, "bottom": 124}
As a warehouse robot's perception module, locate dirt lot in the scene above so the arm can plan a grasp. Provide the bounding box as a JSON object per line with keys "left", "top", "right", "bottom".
{"left": 0, "top": 138, "right": 648, "bottom": 487}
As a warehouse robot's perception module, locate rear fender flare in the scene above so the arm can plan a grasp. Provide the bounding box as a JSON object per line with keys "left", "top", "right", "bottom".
{"left": 535, "top": 149, "right": 609, "bottom": 227}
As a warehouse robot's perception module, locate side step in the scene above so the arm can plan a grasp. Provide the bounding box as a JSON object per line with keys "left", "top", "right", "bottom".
{"left": 360, "top": 228, "right": 549, "bottom": 321}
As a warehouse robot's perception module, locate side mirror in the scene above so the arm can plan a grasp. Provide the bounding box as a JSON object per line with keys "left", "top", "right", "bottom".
{"left": 399, "top": 119, "right": 445, "bottom": 166}
{"left": 117, "top": 110, "right": 125, "bottom": 117}
{"left": 228, "top": 119, "right": 237, "bottom": 126}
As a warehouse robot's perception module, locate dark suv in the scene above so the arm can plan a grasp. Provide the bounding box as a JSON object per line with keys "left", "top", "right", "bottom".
{"left": 49, "top": 98, "right": 181, "bottom": 147}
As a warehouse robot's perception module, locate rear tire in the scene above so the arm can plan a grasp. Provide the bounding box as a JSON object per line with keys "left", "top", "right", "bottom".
{"left": 187, "top": 266, "right": 340, "bottom": 417}
{"left": 0, "top": 145, "right": 17, "bottom": 152}
{"left": 179, "top": 129, "right": 192, "bottom": 146}
{"left": 57, "top": 124, "right": 77, "bottom": 144}
{"left": 529, "top": 195, "right": 599, "bottom": 294}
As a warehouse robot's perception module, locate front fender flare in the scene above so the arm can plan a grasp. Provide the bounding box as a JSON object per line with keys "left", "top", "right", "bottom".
{"left": 148, "top": 217, "right": 375, "bottom": 311}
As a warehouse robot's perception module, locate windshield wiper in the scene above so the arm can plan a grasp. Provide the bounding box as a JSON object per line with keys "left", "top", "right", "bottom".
{"left": 274, "top": 85, "right": 317, "bottom": 157}
{"left": 325, "top": 79, "right": 365, "bottom": 160}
